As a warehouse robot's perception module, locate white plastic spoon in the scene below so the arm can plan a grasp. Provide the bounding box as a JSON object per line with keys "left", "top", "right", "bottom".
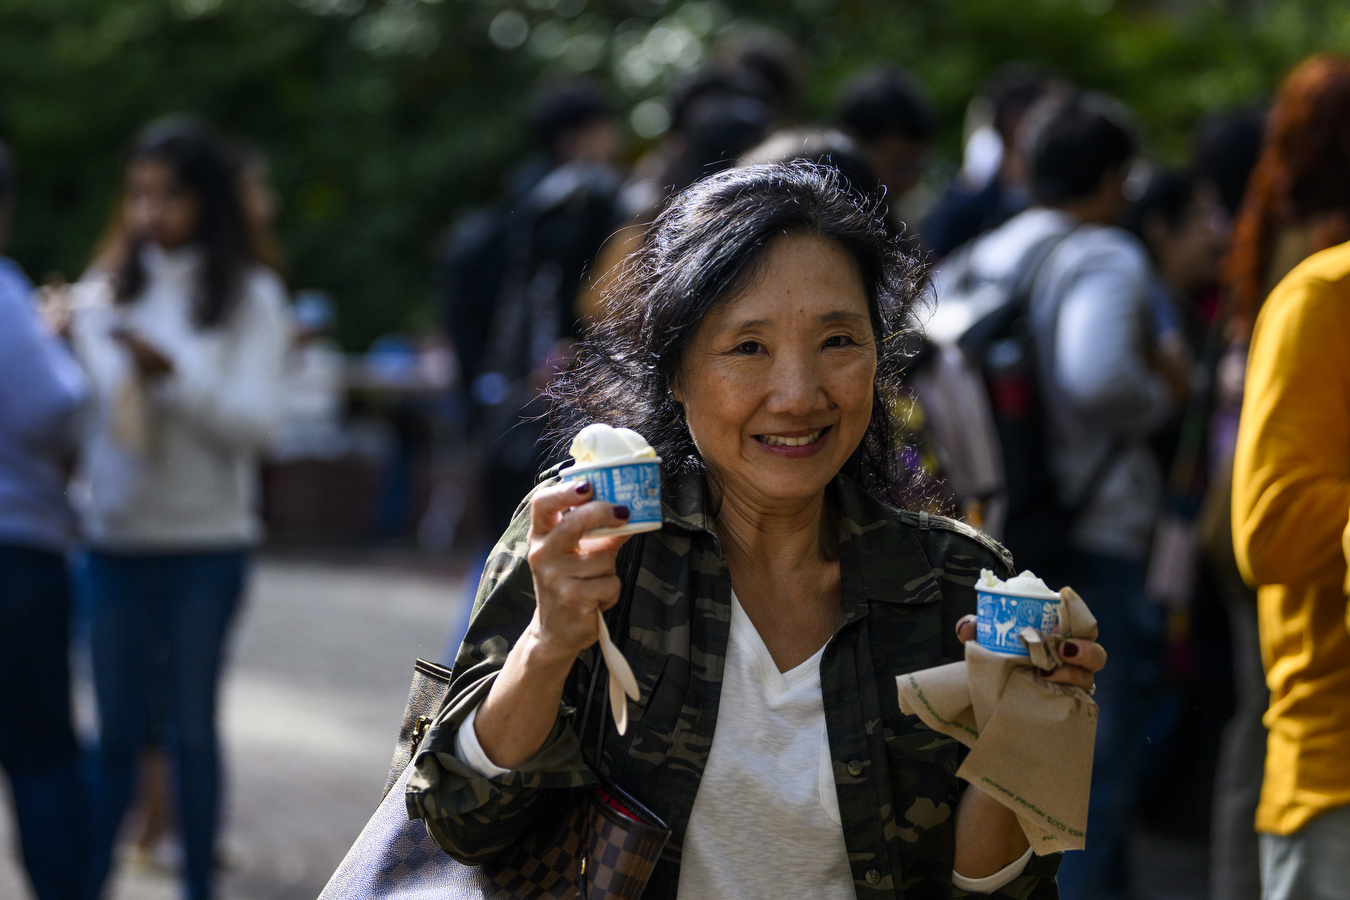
{"left": 596, "top": 611, "right": 640, "bottom": 735}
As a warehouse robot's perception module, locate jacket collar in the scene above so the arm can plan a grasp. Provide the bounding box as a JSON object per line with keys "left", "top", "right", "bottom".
{"left": 659, "top": 469, "right": 715, "bottom": 534}
{"left": 833, "top": 474, "right": 943, "bottom": 622}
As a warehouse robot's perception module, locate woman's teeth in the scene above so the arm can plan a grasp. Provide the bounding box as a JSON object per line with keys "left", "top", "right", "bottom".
{"left": 759, "top": 430, "right": 823, "bottom": 447}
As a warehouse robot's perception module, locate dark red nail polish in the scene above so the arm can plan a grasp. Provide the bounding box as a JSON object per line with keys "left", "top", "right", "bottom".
{"left": 614, "top": 506, "right": 631, "bottom": 521}
{"left": 575, "top": 481, "right": 591, "bottom": 495}
{"left": 1062, "top": 642, "right": 1080, "bottom": 658}
{"left": 1038, "top": 667, "right": 1054, "bottom": 677}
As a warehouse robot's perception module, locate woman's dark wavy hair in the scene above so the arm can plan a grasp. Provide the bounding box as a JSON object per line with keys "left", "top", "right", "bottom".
{"left": 107, "top": 118, "right": 259, "bottom": 329}
{"left": 548, "top": 161, "right": 925, "bottom": 505}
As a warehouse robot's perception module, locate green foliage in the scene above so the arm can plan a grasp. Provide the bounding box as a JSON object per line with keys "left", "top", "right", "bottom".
{"left": 1, "top": 0, "right": 1346, "bottom": 348}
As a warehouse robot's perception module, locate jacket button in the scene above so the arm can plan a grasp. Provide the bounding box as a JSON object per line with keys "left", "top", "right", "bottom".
{"left": 847, "top": 760, "right": 863, "bottom": 777}
{"left": 866, "top": 869, "right": 881, "bottom": 885}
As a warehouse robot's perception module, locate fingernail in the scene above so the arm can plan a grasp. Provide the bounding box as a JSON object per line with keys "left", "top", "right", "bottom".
{"left": 614, "top": 506, "right": 630, "bottom": 521}
{"left": 1062, "top": 642, "right": 1080, "bottom": 658}
{"left": 1038, "top": 667, "right": 1054, "bottom": 677}
{"left": 575, "top": 481, "right": 591, "bottom": 495}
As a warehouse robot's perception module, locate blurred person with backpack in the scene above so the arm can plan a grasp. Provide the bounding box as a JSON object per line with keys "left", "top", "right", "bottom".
{"left": 437, "top": 79, "right": 622, "bottom": 542}
{"left": 434, "top": 81, "right": 624, "bottom": 664}
{"left": 1223, "top": 55, "right": 1350, "bottom": 900}
{"left": 69, "top": 119, "right": 290, "bottom": 900}
{"left": 437, "top": 78, "right": 619, "bottom": 406}
{"left": 931, "top": 90, "right": 1188, "bottom": 900}
{"left": 0, "top": 139, "right": 91, "bottom": 900}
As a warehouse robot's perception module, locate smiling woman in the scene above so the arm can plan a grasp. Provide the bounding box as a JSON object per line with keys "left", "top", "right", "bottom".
{"left": 405, "top": 163, "right": 1103, "bottom": 899}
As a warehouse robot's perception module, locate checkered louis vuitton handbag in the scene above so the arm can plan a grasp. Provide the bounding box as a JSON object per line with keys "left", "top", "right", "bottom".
{"left": 317, "top": 538, "right": 669, "bottom": 900}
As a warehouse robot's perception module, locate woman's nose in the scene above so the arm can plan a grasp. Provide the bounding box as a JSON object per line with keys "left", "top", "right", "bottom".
{"left": 766, "top": 354, "right": 826, "bottom": 413}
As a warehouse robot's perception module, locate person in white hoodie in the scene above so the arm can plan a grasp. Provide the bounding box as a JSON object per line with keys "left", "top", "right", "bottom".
{"left": 70, "top": 119, "right": 289, "bottom": 900}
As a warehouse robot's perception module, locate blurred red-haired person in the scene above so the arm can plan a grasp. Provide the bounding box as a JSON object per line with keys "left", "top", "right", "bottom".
{"left": 1227, "top": 54, "right": 1350, "bottom": 900}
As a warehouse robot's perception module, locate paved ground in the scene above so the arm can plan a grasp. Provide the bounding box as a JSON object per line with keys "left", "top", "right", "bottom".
{"left": 0, "top": 551, "right": 471, "bottom": 900}
{"left": 0, "top": 551, "right": 1209, "bottom": 899}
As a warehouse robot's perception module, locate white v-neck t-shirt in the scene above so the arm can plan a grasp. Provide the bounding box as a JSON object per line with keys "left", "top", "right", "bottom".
{"left": 674, "top": 594, "right": 855, "bottom": 899}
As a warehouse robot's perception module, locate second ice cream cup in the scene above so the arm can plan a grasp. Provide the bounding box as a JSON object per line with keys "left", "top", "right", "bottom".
{"left": 976, "top": 581, "right": 1062, "bottom": 656}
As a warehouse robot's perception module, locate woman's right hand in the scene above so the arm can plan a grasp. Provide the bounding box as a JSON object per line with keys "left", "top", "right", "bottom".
{"left": 525, "top": 479, "right": 633, "bottom": 666}
{"left": 471, "top": 480, "right": 633, "bottom": 770}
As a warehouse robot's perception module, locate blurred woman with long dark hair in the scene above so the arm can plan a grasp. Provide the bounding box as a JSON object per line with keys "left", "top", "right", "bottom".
{"left": 70, "top": 118, "right": 290, "bottom": 900}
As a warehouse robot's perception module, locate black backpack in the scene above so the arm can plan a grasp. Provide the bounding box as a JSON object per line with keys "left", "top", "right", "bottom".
{"left": 942, "top": 227, "right": 1119, "bottom": 576}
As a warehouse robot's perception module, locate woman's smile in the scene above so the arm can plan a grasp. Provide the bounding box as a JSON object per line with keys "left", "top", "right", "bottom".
{"left": 754, "top": 425, "right": 831, "bottom": 455}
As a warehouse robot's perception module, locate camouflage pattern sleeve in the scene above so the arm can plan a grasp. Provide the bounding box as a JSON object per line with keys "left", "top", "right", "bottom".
{"left": 404, "top": 481, "right": 598, "bottom": 865}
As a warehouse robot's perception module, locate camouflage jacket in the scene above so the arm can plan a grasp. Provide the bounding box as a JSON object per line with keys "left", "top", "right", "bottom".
{"left": 406, "top": 471, "right": 1062, "bottom": 899}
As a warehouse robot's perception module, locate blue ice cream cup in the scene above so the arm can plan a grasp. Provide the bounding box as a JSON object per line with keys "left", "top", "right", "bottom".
{"left": 975, "top": 577, "right": 1063, "bottom": 656}
{"left": 561, "top": 455, "right": 664, "bottom": 537}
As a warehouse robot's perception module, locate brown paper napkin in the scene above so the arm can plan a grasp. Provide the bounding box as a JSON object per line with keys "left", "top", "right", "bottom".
{"left": 896, "top": 587, "right": 1099, "bottom": 853}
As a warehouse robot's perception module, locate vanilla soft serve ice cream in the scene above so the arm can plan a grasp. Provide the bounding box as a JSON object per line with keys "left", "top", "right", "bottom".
{"left": 568, "top": 424, "right": 657, "bottom": 467}
{"left": 975, "top": 568, "right": 1062, "bottom": 655}
{"left": 977, "top": 569, "right": 1061, "bottom": 599}
{"left": 562, "top": 424, "right": 663, "bottom": 537}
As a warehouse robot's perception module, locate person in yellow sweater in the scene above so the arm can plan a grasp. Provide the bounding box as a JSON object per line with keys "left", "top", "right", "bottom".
{"left": 1232, "top": 237, "right": 1350, "bottom": 900}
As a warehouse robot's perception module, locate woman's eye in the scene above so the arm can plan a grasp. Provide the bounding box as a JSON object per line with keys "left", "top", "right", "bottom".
{"left": 736, "top": 341, "right": 761, "bottom": 354}
{"left": 824, "top": 335, "right": 853, "bottom": 348}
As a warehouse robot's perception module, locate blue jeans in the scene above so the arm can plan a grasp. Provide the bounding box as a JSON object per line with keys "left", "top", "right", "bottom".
{"left": 84, "top": 549, "right": 249, "bottom": 900}
{"left": 1053, "top": 553, "right": 1165, "bottom": 900}
{"left": 0, "top": 544, "right": 89, "bottom": 900}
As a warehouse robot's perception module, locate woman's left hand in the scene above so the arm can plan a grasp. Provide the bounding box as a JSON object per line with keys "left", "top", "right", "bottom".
{"left": 955, "top": 615, "right": 1107, "bottom": 692}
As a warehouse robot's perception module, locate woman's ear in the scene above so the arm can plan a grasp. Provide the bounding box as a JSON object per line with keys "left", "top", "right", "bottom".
{"left": 669, "top": 374, "right": 684, "bottom": 405}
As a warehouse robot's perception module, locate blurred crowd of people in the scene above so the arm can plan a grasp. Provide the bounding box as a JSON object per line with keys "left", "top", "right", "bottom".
{"left": 431, "top": 43, "right": 1350, "bottom": 900}
{"left": 2, "top": 29, "right": 1349, "bottom": 900}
